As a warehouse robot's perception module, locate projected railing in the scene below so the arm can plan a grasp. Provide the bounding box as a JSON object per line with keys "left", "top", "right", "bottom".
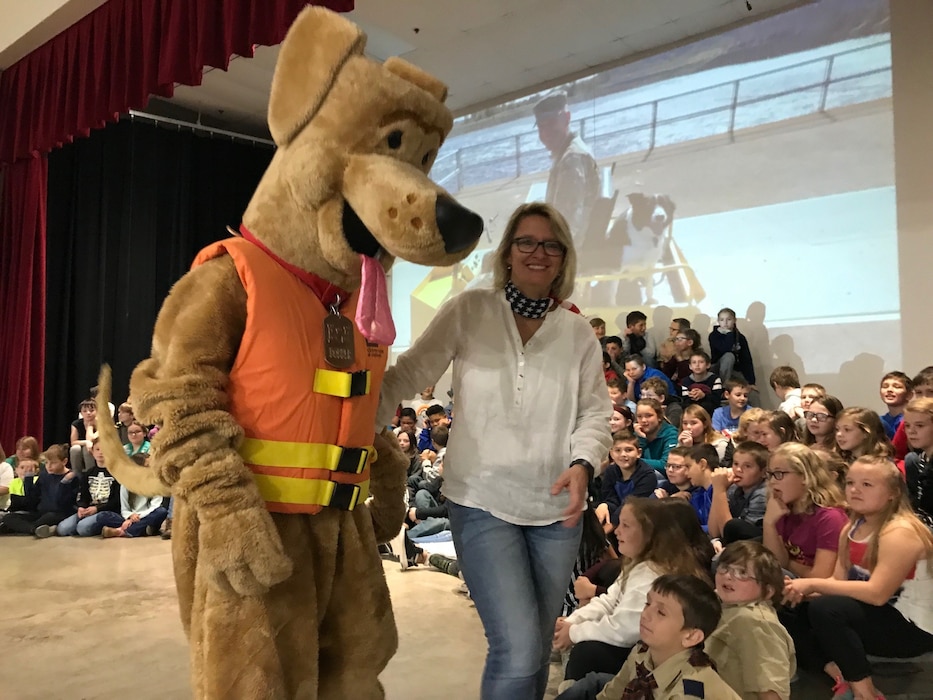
{"left": 433, "top": 39, "right": 891, "bottom": 193}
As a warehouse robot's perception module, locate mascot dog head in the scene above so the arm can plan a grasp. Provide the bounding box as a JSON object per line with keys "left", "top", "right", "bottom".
{"left": 244, "top": 7, "right": 483, "bottom": 292}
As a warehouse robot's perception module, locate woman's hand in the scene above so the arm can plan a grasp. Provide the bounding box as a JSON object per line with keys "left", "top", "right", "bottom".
{"left": 552, "top": 463, "right": 589, "bottom": 528}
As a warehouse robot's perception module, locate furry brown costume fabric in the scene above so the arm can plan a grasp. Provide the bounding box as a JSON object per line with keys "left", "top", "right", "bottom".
{"left": 95, "top": 7, "right": 482, "bottom": 699}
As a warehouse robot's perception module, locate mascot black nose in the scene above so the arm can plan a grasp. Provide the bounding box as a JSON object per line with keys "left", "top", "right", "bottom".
{"left": 436, "top": 195, "right": 484, "bottom": 254}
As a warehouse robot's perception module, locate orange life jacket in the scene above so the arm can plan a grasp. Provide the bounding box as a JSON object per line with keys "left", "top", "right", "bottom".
{"left": 192, "top": 237, "right": 388, "bottom": 514}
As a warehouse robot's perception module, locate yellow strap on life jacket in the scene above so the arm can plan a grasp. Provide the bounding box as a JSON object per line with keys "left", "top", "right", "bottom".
{"left": 239, "top": 438, "right": 372, "bottom": 474}
{"left": 253, "top": 474, "right": 370, "bottom": 510}
{"left": 312, "top": 368, "right": 372, "bottom": 398}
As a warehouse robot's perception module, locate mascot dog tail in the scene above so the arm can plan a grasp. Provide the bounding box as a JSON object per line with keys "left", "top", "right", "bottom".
{"left": 96, "top": 365, "right": 169, "bottom": 497}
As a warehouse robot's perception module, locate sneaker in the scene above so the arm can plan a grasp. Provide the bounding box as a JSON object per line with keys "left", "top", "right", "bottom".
{"left": 34, "top": 524, "right": 55, "bottom": 539}
{"left": 389, "top": 526, "right": 406, "bottom": 562}
{"left": 102, "top": 526, "right": 124, "bottom": 538}
{"left": 429, "top": 553, "right": 461, "bottom": 577}
{"left": 145, "top": 525, "right": 158, "bottom": 537}
{"left": 161, "top": 518, "right": 172, "bottom": 540}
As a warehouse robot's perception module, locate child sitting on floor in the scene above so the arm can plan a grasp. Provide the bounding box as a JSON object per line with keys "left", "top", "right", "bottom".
{"left": 706, "top": 541, "right": 795, "bottom": 700}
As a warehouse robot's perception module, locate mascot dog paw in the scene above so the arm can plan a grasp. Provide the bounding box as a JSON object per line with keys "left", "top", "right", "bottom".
{"left": 96, "top": 7, "right": 482, "bottom": 699}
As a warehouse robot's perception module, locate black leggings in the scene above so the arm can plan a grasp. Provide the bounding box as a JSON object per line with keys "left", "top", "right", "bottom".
{"left": 722, "top": 518, "right": 763, "bottom": 544}
{"left": 564, "top": 640, "right": 632, "bottom": 681}
{"left": 806, "top": 595, "right": 933, "bottom": 682}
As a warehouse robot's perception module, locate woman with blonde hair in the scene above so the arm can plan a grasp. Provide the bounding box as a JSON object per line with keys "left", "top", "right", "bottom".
{"left": 785, "top": 456, "right": 933, "bottom": 700}
{"left": 379, "top": 202, "right": 611, "bottom": 700}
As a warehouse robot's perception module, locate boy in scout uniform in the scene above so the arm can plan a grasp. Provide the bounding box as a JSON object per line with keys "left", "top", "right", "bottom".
{"left": 705, "top": 541, "right": 796, "bottom": 700}
{"left": 596, "top": 574, "right": 741, "bottom": 700}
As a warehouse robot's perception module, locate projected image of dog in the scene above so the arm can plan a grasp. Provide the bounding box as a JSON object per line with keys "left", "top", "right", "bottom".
{"left": 612, "top": 192, "right": 676, "bottom": 303}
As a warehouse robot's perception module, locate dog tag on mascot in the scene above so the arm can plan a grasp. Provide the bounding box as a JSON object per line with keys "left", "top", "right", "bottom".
{"left": 324, "top": 305, "right": 355, "bottom": 369}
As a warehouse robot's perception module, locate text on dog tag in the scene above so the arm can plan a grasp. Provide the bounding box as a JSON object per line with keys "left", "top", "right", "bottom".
{"left": 323, "top": 314, "right": 355, "bottom": 368}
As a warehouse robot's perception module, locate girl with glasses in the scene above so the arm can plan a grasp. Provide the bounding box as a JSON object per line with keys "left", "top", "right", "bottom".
{"left": 802, "top": 395, "right": 844, "bottom": 451}
{"left": 122, "top": 420, "right": 151, "bottom": 458}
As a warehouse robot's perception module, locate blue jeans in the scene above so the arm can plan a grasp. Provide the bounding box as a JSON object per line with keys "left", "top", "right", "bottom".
{"left": 124, "top": 507, "right": 168, "bottom": 537}
{"left": 448, "top": 501, "right": 582, "bottom": 700}
{"left": 57, "top": 510, "right": 124, "bottom": 536}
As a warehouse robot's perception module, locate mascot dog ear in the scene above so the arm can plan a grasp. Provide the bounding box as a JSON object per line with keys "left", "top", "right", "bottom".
{"left": 268, "top": 7, "right": 366, "bottom": 147}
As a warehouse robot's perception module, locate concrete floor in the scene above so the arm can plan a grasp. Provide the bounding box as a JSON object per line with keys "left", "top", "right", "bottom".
{"left": 4, "top": 535, "right": 924, "bottom": 700}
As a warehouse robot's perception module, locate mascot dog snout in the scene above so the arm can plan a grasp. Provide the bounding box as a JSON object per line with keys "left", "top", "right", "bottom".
{"left": 437, "top": 195, "right": 483, "bottom": 253}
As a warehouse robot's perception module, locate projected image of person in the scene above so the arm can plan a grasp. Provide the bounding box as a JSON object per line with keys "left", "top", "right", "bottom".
{"left": 534, "top": 91, "right": 599, "bottom": 248}
{"left": 378, "top": 202, "right": 612, "bottom": 700}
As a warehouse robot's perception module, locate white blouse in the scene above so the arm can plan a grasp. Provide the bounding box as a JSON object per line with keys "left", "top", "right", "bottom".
{"left": 378, "top": 287, "right": 612, "bottom": 525}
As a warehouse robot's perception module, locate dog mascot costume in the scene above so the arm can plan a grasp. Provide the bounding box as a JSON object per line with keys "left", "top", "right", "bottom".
{"left": 96, "top": 7, "right": 483, "bottom": 699}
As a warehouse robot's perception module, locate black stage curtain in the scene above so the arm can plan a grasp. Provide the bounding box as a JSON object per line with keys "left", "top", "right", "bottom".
{"left": 45, "top": 119, "right": 273, "bottom": 445}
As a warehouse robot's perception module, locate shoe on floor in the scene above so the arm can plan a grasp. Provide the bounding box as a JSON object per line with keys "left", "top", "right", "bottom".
{"left": 161, "top": 518, "right": 172, "bottom": 540}
{"left": 34, "top": 524, "right": 56, "bottom": 539}
{"left": 102, "top": 526, "right": 124, "bottom": 538}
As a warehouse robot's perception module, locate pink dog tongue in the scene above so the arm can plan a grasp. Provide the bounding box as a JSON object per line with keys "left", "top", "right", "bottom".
{"left": 356, "top": 254, "right": 396, "bottom": 346}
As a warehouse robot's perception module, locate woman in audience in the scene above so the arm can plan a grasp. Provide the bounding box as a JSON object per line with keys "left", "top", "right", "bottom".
{"left": 762, "top": 443, "right": 848, "bottom": 579}
{"left": 802, "top": 395, "right": 844, "bottom": 451}
{"left": 677, "top": 404, "right": 732, "bottom": 464}
{"left": 835, "top": 407, "right": 893, "bottom": 465}
{"left": 553, "top": 498, "right": 708, "bottom": 684}
{"left": 751, "top": 411, "right": 798, "bottom": 452}
{"left": 903, "top": 397, "right": 933, "bottom": 525}
{"left": 784, "top": 456, "right": 933, "bottom": 700}
{"left": 122, "top": 420, "right": 151, "bottom": 457}
{"left": 69, "top": 398, "right": 98, "bottom": 475}
{"left": 3, "top": 435, "right": 41, "bottom": 469}
{"left": 377, "top": 202, "right": 611, "bottom": 700}
{"left": 633, "top": 398, "right": 679, "bottom": 475}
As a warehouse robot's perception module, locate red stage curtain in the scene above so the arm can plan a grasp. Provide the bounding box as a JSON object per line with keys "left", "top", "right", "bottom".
{"left": 0, "top": 0, "right": 352, "bottom": 449}
{"left": 0, "top": 156, "right": 47, "bottom": 453}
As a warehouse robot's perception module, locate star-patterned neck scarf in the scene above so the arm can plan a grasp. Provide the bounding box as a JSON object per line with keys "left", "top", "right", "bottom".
{"left": 505, "top": 280, "right": 551, "bottom": 319}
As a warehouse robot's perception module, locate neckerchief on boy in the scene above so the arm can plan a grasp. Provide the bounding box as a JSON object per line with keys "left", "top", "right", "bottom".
{"left": 622, "top": 661, "right": 658, "bottom": 700}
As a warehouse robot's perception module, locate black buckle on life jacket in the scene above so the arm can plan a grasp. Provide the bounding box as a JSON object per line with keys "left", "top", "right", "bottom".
{"left": 330, "top": 483, "right": 361, "bottom": 511}
{"left": 348, "top": 370, "right": 369, "bottom": 397}
{"left": 335, "top": 447, "right": 368, "bottom": 474}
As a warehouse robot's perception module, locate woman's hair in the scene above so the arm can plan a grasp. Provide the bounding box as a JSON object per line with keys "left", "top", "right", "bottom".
{"left": 803, "top": 395, "right": 844, "bottom": 448}
{"left": 770, "top": 443, "right": 846, "bottom": 513}
{"left": 681, "top": 405, "right": 724, "bottom": 445}
{"left": 397, "top": 428, "right": 417, "bottom": 458}
{"left": 618, "top": 499, "right": 710, "bottom": 587}
{"left": 14, "top": 436, "right": 40, "bottom": 460}
{"left": 735, "top": 407, "right": 767, "bottom": 443}
{"left": 761, "top": 411, "right": 798, "bottom": 444}
{"left": 835, "top": 407, "right": 892, "bottom": 463}
{"left": 41, "top": 443, "right": 68, "bottom": 463}
{"left": 492, "top": 202, "right": 576, "bottom": 300}
{"left": 718, "top": 540, "right": 785, "bottom": 606}
{"left": 843, "top": 455, "right": 933, "bottom": 571}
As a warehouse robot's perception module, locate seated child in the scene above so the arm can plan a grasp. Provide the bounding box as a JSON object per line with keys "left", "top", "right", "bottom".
{"left": 603, "top": 336, "right": 626, "bottom": 379}
{"left": 712, "top": 380, "right": 751, "bottom": 438}
{"left": 653, "top": 446, "right": 695, "bottom": 499}
{"left": 677, "top": 405, "right": 732, "bottom": 465}
{"left": 707, "top": 441, "right": 769, "bottom": 545}
{"left": 608, "top": 378, "right": 636, "bottom": 415}
{"left": 102, "top": 454, "right": 168, "bottom": 538}
{"left": 904, "top": 397, "right": 933, "bottom": 523}
{"left": 769, "top": 367, "right": 802, "bottom": 420}
{"left": 609, "top": 404, "right": 634, "bottom": 434}
{"left": 684, "top": 444, "right": 717, "bottom": 532}
{"left": 559, "top": 574, "right": 741, "bottom": 700}
{"left": 634, "top": 399, "right": 679, "bottom": 476}
{"left": 879, "top": 371, "right": 913, "bottom": 440}
{"left": 706, "top": 541, "right": 795, "bottom": 700}
{"left": 709, "top": 307, "right": 756, "bottom": 387}
{"left": 0, "top": 444, "right": 78, "bottom": 537}
{"left": 795, "top": 383, "right": 826, "bottom": 440}
{"left": 2, "top": 458, "right": 39, "bottom": 518}
{"left": 625, "top": 354, "right": 676, "bottom": 403}
{"left": 641, "top": 376, "right": 681, "bottom": 435}
{"left": 620, "top": 311, "right": 657, "bottom": 369}
{"left": 749, "top": 411, "right": 798, "bottom": 453}
{"left": 603, "top": 351, "right": 620, "bottom": 384}
{"left": 122, "top": 420, "right": 151, "bottom": 457}
{"left": 554, "top": 499, "right": 708, "bottom": 684}
{"left": 0, "top": 455, "right": 14, "bottom": 513}
{"left": 595, "top": 430, "right": 659, "bottom": 532}
{"left": 56, "top": 439, "right": 124, "bottom": 537}
{"left": 680, "top": 350, "right": 723, "bottom": 417}
{"left": 834, "top": 407, "right": 892, "bottom": 465}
